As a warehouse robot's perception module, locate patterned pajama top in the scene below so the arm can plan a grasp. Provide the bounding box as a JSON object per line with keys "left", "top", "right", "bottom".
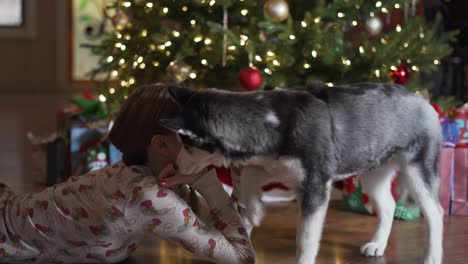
{"left": 0, "top": 162, "right": 255, "bottom": 264}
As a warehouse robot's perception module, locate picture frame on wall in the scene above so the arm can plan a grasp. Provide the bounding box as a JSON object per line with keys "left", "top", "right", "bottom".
{"left": 69, "top": 0, "right": 110, "bottom": 83}
{"left": 0, "top": 0, "right": 36, "bottom": 39}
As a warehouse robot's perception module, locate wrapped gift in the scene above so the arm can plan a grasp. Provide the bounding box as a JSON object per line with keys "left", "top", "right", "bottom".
{"left": 438, "top": 148, "right": 454, "bottom": 215}
{"left": 46, "top": 136, "right": 69, "bottom": 185}
{"left": 27, "top": 132, "right": 62, "bottom": 185}
{"left": 451, "top": 148, "right": 468, "bottom": 216}
{"left": 69, "top": 122, "right": 121, "bottom": 176}
{"left": 455, "top": 104, "right": 467, "bottom": 147}
{"left": 341, "top": 174, "right": 421, "bottom": 220}
{"left": 441, "top": 119, "right": 460, "bottom": 147}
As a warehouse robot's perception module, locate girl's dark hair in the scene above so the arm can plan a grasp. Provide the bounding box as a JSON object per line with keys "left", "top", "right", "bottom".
{"left": 109, "top": 84, "right": 180, "bottom": 166}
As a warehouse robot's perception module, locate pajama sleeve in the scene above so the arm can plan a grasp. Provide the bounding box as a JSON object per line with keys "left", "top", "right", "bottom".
{"left": 133, "top": 169, "right": 255, "bottom": 264}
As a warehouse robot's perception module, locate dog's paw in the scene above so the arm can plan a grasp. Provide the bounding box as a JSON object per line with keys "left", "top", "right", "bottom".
{"left": 360, "top": 241, "right": 386, "bottom": 257}
{"left": 424, "top": 254, "right": 442, "bottom": 264}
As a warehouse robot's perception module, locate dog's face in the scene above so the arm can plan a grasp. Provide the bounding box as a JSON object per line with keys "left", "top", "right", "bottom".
{"left": 160, "top": 87, "right": 226, "bottom": 174}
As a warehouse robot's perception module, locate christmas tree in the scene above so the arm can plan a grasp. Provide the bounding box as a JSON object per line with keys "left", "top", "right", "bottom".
{"left": 87, "top": 0, "right": 457, "bottom": 114}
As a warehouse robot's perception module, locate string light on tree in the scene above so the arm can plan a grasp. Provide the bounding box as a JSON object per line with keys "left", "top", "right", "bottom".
{"left": 359, "top": 46, "right": 365, "bottom": 54}
{"left": 396, "top": 24, "right": 402, "bottom": 32}
{"left": 375, "top": 69, "right": 381, "bottom": 77}
{"left": 311, "top": 50, "right": 317, "bottom": 58}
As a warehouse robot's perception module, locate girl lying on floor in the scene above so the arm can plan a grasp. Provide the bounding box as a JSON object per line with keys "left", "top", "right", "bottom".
{"left": 0, "top": 84, "right": 255, "bottom": 264}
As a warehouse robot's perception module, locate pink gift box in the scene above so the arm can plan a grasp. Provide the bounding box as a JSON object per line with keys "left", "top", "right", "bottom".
{"left": 451, "top": 148, "right": 468, "bottom": 216}
{"left": 438, "top": 148, "right": 454, "bottom": 216}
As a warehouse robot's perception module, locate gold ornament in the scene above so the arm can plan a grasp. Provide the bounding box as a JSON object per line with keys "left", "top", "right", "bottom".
{"left": 112, "top": 11, "right": 131, "bottom": 31}
{"left": 366, "top": 17, "right": 383, "bottom": 36}
{"left": 166, "top": 61, "right": 192, "bottom": 83}
{"left": 264, "top": 0, "right": 289, "bottom": 23}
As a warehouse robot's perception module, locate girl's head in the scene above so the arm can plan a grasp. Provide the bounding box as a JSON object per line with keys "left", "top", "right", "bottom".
{"left": 109, "top": 84, "right": 182, "bottom": 167}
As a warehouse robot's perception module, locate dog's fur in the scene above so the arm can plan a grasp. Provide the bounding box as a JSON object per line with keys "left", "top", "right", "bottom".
{"left": 160, "top": 83, "right": 444, "bottom": 264}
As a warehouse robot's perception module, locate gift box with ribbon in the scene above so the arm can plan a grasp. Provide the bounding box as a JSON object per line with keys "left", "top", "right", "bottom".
{"left": 339, "top": 174, "right": 421, "bottom": 221}
{"left": 439, "top": 148, "right": 454, "bottom": 215}
{"left": 451, "top": 148, "right": 468, "bottom": 216}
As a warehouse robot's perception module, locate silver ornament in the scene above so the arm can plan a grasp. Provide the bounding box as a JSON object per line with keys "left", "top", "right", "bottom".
{"left": 263, "top": 0, "right": 289, "bottom": 23}
{"left": 366, "top": 17, "right": 383, "bottom": 36}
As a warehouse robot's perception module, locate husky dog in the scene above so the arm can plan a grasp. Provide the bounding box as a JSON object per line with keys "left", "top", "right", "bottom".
{"left": 160, "top": 83, "right": 443, "bottom": 264}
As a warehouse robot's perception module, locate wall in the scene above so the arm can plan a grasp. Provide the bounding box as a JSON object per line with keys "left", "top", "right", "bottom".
{"left": 0, "top": 0, "right": 59, "bottom": 93}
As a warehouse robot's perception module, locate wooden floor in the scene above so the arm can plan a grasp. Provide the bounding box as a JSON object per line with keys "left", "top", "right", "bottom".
{"left": 1, "top": 94, "right": 468, "bottom": 264}
{"left": 126, "top": 201, "right": 468, "bottom": 264}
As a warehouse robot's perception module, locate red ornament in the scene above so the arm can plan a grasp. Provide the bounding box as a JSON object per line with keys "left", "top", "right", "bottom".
{"left": 238, "top": 66, "right": 263, "bottom": 91}
{"left": 389, "top": 64, "right": 409, "bottom": 84}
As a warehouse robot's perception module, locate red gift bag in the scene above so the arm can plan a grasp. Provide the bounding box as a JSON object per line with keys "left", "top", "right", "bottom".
{"left": 451, "top": 148, "right": 468, "bottom": 216}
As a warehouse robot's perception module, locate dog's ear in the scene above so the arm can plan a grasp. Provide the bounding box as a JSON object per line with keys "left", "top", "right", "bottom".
{"left": 159, "top": 117, "right": 185, "bottom": 132}
{"left": 167, "top": 86, "right": 193, "bottom": 106}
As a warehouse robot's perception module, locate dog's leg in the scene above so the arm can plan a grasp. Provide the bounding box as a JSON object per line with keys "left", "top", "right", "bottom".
{"left": 241, "top": 166, "right": 267, "bottom": 228}
{"left": 359, "top": 162, "right": 397, "bottom": 257}
{"left": 401, "top": 154, "right": 443, "bottom": 264}
{"left": 296, "top": 181, "right": 331, "bottom": 264}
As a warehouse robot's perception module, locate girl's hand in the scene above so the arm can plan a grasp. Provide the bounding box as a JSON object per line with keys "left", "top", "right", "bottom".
{"left": 158, "top": 163, "right": 210, "bottom": 188}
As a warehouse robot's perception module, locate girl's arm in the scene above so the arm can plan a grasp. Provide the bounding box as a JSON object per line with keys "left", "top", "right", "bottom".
{"left": 134, "top": 169, "right": 255, "bottom": 264}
